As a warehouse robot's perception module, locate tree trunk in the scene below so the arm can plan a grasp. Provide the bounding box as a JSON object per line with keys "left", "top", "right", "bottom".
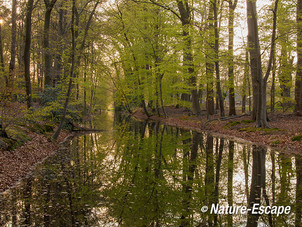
{"left": 52, "top": 0, "right": 76, "bottom": 141}
{"left": 242, "top": 49, "right": 249, "bottom": 113}
{"left": 213, "top": 0, "right": 225, "bottom": 117}
{"left": 279, "top": 37, "right": 293, "bottom": 110}
{"left": 24, "top": 0, "right": 34, "bottom": 109}
{"left": 206, "top": 2, "right": 215, "bottom": 116}
{"left": 227, "top": 141, "right": 234, "bottom": 226}
{"left": 247, "top": 146, "right": 266, "bottom": 227}
{"left": 247, "top": 0, "right": 278, "bottom": 127}
{"left": 43, "top": 0, "right": 57, "bottom": 88}
{"left": 228, "top": 0, "right": 238, "bottom": 116}
{"left": 0, "top": 23, "right": 5, "bottom": 86}
{"left": 177, "top": 1, "right": 201, "bottom": 115}
{"left": 296, "top": 155, "right": 302, "bottom": 226}
{"left": 296, "top": 0, "right": 302, "bottom": 115}
{"left": 53, "top": 1, "right": 65, "bottom": 85}
{"left": 271, "top": 54, "right": 276, "bottom": 112}
{"left": 8, "top": 0, "right": 17, "bottom": 89}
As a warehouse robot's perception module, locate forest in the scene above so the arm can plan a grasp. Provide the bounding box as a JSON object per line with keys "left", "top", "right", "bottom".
{"left": 0, "top": 0, "right": 302, "bottom": 226}
{"left": 0, "top": 0, "right": 301, "bottom": 132}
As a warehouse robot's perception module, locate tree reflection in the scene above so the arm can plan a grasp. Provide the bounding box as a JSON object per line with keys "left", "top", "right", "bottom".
{"left": 247, "top": 145, "right": 266, "bottom": 227}
{"left": 296, "top": 155, "right": 302, "bottom": 226}
{"left": 0, "top": 118, "right": 301, "bottom": 226}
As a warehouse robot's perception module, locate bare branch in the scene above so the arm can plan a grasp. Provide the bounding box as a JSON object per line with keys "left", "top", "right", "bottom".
{"left": 132, "top": 0, "right": 182, "bottom": 20}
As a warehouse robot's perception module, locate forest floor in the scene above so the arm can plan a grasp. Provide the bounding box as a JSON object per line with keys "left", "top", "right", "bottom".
{"left": 0, "top": 127, "right": 71, "bottom": 193}
{"left": 0, "top": 101, "right": 73, "bottom": 193}
{"left": 132, "top": 106, "right": 302, "bottom": 155}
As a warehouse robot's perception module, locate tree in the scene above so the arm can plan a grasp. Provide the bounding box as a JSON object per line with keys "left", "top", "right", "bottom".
{"left": 227, "top": 0, "right": 238, "bottom": 116}
{"left": 296, "top": 0, "right": 302, "bottom": 115}
{"left": 0, "top": 18, "right": 4, "bottom": 85}
{"left": 24, "top": 0, "right": 35, "bottom": 109}
{"left": 206, "top": 1, "right": 215, "bottom": 116}
{"left": 53, "top": 0, "right": 76, "bottom": 140}
{"left": 213, "top": 0, "right": 225, "bottom": 117}
{"left": 52, "top": 0, "right": 100, "bottom": 140}
{"left": 246, "top": 0, "right": 279, "bottom": 127}
{"left": 133, "top": 0, "right": 201, "bottom": 115}
{"left": 8, "top": 0, "right": 17, "bottom": 90}
{"left": 43, "top": 0, "right": 57, "bottom": 88}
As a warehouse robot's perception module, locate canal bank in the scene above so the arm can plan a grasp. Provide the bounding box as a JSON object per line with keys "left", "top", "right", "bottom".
{"left": 132, "top": 106, "right": 302, "bottom": 155}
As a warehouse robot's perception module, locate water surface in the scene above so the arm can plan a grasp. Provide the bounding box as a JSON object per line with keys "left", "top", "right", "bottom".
{"left": 0, "top": 114, "right": 301, "bottom": 226}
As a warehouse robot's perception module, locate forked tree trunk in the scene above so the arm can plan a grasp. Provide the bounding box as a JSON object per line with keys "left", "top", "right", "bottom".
{"left": 247, "top": 0, "right": 278, "bottom": 127}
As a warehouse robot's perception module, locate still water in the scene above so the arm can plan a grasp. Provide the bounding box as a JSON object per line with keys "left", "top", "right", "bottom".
{"left": 0, "top": 113, "right": 301, "bottom": 226}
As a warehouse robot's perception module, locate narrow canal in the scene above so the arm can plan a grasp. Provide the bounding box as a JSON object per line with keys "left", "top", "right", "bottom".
{"left": 0, "top": 113, "right": 301, "bottom": 226}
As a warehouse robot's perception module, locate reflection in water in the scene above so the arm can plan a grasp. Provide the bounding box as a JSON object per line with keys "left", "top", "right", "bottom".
{"left": 0, "top": 116, "right": 301, "bottom": 226}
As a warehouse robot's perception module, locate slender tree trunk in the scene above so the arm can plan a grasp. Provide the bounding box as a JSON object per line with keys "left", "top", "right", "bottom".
{"left": 52, "top": 0, "right": 76, "bottom": 141}
{"left": 43, "top": 0, "right": 57, "bottom": 88}
{"left": 206, "top": 2, "right": 215, "bottom": 116}
{"left": 296, "top": 155, "right": 302, "bottom": 226}
{"left": 54, "top": 1, "right": 65, "bottom": 85}
{"left": 271, "top": 54, "right": 276, "bottom": 112}
{"left": 8, "top": 0, "right": 17, "bottom": 89}
{"left": 205, "top": 135, "right": 215, "bottom": 225}
{"left": 213, "top": 138, "right": 224, "bottom": 226}
{"left": 242, "top": 49, "right": 249, "bottom": 113}
{"left": 279, "top": 38, "right": 293, "bottom": 110}
{"left": 213, "top": 0, "right": 225, "bottom": 117}
{"left": 227, "top": 141, "right": 234, "bottom": 227}
{"left": 228, "top": 0, "right": 238, "bottom": 116}
{"left": 0, "top": 23, "right": 5, "bottom": 86}
{"left": 178, "top": 1, "right": 201, "bottom": 115}
{"left": 296, "top": 0, "right": 302, "bottom": 115}
{"left": 24, "top": 0, "right": 34, "bottom": 109}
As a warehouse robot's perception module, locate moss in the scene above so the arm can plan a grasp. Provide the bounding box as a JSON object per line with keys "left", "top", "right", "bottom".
{"left": 7, "top": 128, "right": 30, "bottom": 143}
{"left": 179, "top": 116, "right": 189, "bottom": 120}
{"left": 262, "top": 128, "right": 280, "bottom": 132}
{"left": 43, "top": 124, "right": 54, "bottom": 132}
{"left": 238, "top": 127, "right": 260, "bottom": 132}
{"left": 241, "top": 120, "right": 254, "bottom": 124}
{"left": 292, "top": 135, "right": 302, "bottom": 142}
{"left": 261, "top": 128, "right": 283, "bottom": 135}
{"left": 0, "top": 138, "right": 9, "bottom": 150}
{"left": 271, "top": 139, "right": 281, "bottom": 146}
{"left": 225, "top": 121, "right": 241, "bottom": 129}
{"left": 1, "top": 138, "right": 23, "bottom": 151}
{"left": 238, "top": 127, "right": 282, "bottom": 134}
{"left": 2, "top": 138, "right": 15, "bottom": 149}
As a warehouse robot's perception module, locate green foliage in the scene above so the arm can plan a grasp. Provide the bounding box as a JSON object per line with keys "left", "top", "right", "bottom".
{"left": 38, "top": 86, "right": 62, "bottom": 105}
{"left": 292, "top": 135, "right": 302, "bottom": 142}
